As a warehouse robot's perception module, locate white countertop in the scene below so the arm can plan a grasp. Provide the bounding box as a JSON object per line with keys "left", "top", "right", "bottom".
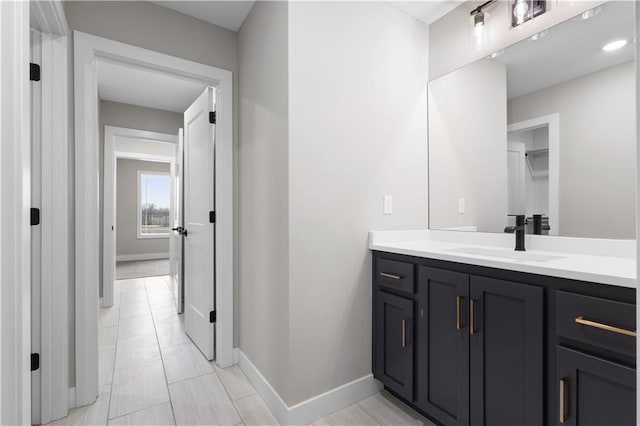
{"left": 369, "top": 230, "right": 637, "bottom": 289}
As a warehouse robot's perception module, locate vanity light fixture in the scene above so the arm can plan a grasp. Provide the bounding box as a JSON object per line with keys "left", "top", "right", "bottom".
{"left": 510, "top": 0, "right": 546, "bottom": 28}
{"left": 602, "top": 39, "right": 628, "bottom": 52}
{"left": 469, "top": 0, "right": 496, "bottom": 51}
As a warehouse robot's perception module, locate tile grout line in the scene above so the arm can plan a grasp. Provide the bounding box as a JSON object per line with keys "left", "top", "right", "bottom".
{"left": 216, "top": 365, "right": 259, "bottom": 425}
{"left": 103, "top": 279, "right": 127, "bottom": 424}
{"left": 145, "top": 276, "right": 179, "bottom": 426}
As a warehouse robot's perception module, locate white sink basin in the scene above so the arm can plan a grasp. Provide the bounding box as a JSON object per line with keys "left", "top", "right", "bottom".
{"left": 446, "top": 247, "right": 564, "bottom": 262}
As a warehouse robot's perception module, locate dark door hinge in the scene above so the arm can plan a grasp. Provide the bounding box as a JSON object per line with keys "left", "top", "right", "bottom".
{"left": 31, "top": 353, "right": 40, "bottom": 371}
{"left": 30, "top": 63, "right": 40, "bottom": 82}
{"left": 31, "top": 208, "right": 40, "bottom": 226}
{"left": 209, "top": 111, "right": 216, "bottom": 124}
{"left": 210, "top": 310, "right": 216, "bottom": 323}
{"left": 209, "top": 211, "right": 215, "bottom": 223}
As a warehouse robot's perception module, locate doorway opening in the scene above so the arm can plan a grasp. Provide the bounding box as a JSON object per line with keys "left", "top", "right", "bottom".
{"left": 506, "top": 113, "right": 560, "bottom": 236}
{"left": 74, "top": 32, "right": 234, "bottom": 408}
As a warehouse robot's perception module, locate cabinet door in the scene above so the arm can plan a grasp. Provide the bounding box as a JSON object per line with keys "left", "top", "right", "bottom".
{"left": 417, "top": 267, "right": 469, "bottom": 426}
{"left": 469, "top": 276, "right": 544, "bottom": 426}
{"left": 556, "top": 346, "right": 635, "bottom": 426}
{"left": 374, "top": 291, "right": 414, "bottom": 401}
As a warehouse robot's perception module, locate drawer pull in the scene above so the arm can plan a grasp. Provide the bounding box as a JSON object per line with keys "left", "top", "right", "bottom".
{"left": 575, "top": 316, "right": 637, "bottom": 337}
{"left": 380, "top": 272, "right": 402, "bottom": 280}
{"left": 559, "top": 377, "right": 568, "bottom": 423}
{"left": 456, "top": 296, "right": 463, "bottom": 330}
{"left": 402, "top": 319, "right": 407, "bottom": 347}
{"left": 470, "top": 299, "right": 477, "bottom": 335}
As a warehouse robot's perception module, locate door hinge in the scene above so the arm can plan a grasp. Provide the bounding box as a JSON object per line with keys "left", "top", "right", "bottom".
{"left": 209, "top": 111, "right": 216, "bottom": 124}
{"left": 210, "top": 310, "right": 216, "bottom": 323}
{"left": 31, "top": 353, "right": 40, "bottom": 371}
{"left": 30, "top": 208, "right": 40, "bottom": 226}
{"left": 30, "top": 63, "right": 41, "bottom": 82}
{"left": 209, "top": 211, "right": 215, "bottom": 223}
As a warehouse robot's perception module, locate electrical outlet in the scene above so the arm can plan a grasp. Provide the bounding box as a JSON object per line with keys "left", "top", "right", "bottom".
{"left": 384, "top": 195, "right": 393, "bottom": 215}
{"left": 458, "top": 198, "right": 465, "bottom": 214}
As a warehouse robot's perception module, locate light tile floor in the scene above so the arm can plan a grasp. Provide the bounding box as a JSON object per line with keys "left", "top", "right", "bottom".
{"left": 49, "top": 275, "right": 434, "bottom": 426}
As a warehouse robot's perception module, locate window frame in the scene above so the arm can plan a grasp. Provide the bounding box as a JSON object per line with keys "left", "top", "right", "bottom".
{"left": 136, "top": 169, "right": 172, "bottom": 239}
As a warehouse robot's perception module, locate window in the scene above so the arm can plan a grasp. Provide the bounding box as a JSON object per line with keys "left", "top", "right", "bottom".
{"left": 138, "top": 171, "right": 171, "bottom": 238}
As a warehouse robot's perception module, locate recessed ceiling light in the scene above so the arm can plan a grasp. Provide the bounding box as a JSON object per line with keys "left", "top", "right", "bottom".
{"left": 572, "top": 6, "right": 601, "bottom": 21}
{"left": 529, "top": 30, "right": 548, "bottom": 41}
{"left": 487, "top": 49, "right": 505, "bottom": 59}
{"left": 602, "top": 39, "right": 628, "bottom": 52}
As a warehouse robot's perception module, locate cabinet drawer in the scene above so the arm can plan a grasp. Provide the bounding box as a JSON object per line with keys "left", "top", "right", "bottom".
{"left": 375, "top": 258, "right": 414, "bottom": 294}
{"left": 556, "top": 291, "right": 636, "bottom": 357}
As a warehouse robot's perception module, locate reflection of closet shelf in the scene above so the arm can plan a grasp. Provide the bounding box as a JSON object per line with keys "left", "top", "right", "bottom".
{"left": 525, "top": 148, "right": 549, "bottom": 156}
{"left": 525, "top": 147, "right": 549, "bottom": 179}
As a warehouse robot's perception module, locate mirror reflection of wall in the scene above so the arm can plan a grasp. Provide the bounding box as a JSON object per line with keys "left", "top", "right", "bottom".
{"left": 428, "top": 1, "right": 636, "bottom": 239}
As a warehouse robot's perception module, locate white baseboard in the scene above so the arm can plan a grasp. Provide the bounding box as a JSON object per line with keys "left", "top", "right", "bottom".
{"left": 237, "top": 350, "right": 382, "bottom": 425}
{"left": 115, "top": 252, "right": 169, "bottom": 262}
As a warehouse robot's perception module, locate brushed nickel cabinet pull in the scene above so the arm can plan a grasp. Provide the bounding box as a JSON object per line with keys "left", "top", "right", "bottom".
{"left": 470, "top": 299, "right": 477, "bottom": 335}
{"left": 380, "top": 272, "right": 402, "bottom": 280}
{"left": 575, "top": 316, "right": 637, "bottom": 337}
{"left": 559, "top": 377, "right": 568, "bottom": 423}
{"left": 456, "top": 296, "right": 463, "bottom": 330}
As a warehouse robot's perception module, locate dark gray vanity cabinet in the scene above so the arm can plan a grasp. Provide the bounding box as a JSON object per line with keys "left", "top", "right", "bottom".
{"left": 468, "top": 275, "right": 543, "bottom": 426}
{"left": 556, "top": 347, "right": 635, "bottom": 426}
{"left": 416, "top": 267, "right": 469, "bottom": 426}
{"left": 373, "top": 290, "right": 414, "bottom": 401}
{"left": 554, "top": 291, "right": 636, "bottom": 425}
{"left": 372, "top": 251, "right": 636, "bottom": 426}
{"left": 373, "top": 258, "right": 417, "bottom": 401}
{"left": 414, "top": 268, "right": 543, "bottom": 426}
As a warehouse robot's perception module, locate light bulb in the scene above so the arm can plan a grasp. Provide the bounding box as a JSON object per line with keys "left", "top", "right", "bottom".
{"left": 513, "top": 0, "right": 529, "bottom": 25}
{"left": 469, "top": 12, "right": 490, "bottom": 50}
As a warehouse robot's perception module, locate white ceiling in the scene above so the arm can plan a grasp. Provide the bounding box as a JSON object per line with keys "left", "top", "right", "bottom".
{"left": 150, "top": 0, "right": 255, "bottom": 31}
{"left": 388, "top": 1, "right": 463, "bottom": 26}
{"left": 149, "top": 1, "right": 460, "bottom": 32}
{"left": 498, "top": 1, "right": 635, "bottom": 99}
{"left": 97, "top": 59, "right": 209, "bottom": 113}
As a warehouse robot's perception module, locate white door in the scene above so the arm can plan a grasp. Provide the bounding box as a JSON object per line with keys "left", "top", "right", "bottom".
{"left": 507, "top": 141, "right": 526, "bottom": 215}
{"left": 170, "top": 129, "right": 184, "bottom": 313}
{"left": 183, "top": 87, "right": 216, "bottom": 360}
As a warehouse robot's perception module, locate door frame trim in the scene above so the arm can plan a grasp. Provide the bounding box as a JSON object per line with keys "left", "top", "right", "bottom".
{"left": 103, "top": 125, "right": 177, "bottom": 308}
{"left": 0, "top": 2, "right": 32, "bottom": 424}
{"left": 507, "top": 113, "right": 560, "bottom": 236}
{"left": 74, "top": 31, "right": 234, "bottom": 407}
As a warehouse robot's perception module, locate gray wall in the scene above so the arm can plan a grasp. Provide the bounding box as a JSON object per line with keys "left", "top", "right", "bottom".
{"left": 239, "top": 1, "right": 429, "bottom": 407}
{"left": 237, "top": 1, "right": 291, "bottom": 402}
{"left": 287, "top": 1, "right": 429, "bottom": 405}
{"left": 63, "top": 1, "right": 239, "bottom": 385}
{"left": 508, "top": 61, "right": 636, "bottom": 239}
{"left": 116, "top": 159, "right": 171, "bottom": 258}
{"left": 429, "top": 59, "right": 508, "bottom": 232}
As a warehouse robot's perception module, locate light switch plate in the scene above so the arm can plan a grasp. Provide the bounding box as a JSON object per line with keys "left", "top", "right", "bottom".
{"left": 384, "top": 195, "right": 393, "bottom": 215}
{"left": 458, "top": 198, "right": 465, "bottom": 214}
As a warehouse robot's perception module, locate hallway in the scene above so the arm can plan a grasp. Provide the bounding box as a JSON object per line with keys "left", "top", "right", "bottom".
{"left": 50, "top": 275, "right": 430, "bottom": 425}
{"left": 54, "top": 276, "right": 276, "bottom": 425}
